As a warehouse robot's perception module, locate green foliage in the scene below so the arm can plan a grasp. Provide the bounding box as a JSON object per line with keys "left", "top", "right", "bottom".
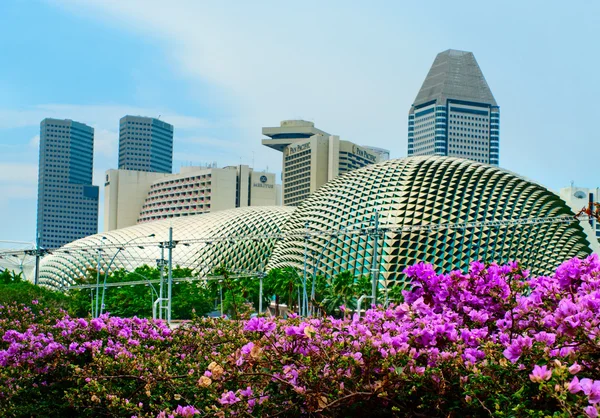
{"left": 0, "top": 270, "right": 70, "bottom": 312}
{"left": 68, "top": 265, "right": 215, "bottom": 319}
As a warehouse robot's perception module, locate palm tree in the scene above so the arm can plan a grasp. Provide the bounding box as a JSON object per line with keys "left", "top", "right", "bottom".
{"left": 264, "top": 267, "right": 301, "bottom": 316}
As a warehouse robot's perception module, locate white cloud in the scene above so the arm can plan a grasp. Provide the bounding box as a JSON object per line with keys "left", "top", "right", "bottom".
{"left": 53, "top": 0, "right": 417, "bottom": 160}
{"left": 0, "top": 185, "right": 37, "bottom": 200}
{"left": 177, "top": 136, "right": 241, "bottom": 151}
{"left": 0, "top": 163, "right": 38, "bottom": 185}
{"left": 0, "top": 163, "right": 38, "bottom": 203}
{"left": 28, "top": 135, "right": 40, "bottom": 150}
{"left": 0, "top": 104, "right": 211, "bottom": 131}
{"left": 94, "top": 129, "right": 118, "bottom": 159}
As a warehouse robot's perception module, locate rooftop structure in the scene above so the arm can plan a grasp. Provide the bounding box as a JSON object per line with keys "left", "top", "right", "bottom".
{"left": 262, "top": 120, "right": 389, "bottom": 206}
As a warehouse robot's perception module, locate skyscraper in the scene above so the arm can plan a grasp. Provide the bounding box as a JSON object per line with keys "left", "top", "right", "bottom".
{"left": 262, "top": 120, "right": 389, "bottom": 206}
{"left": 118, "top": 115, "right": 174, "bottom": 173}
{"left": 36, "top": 118, "right": 99, "bottom": 249}
{"left": 408, "top": 49, "right": 500, "bottom": 165}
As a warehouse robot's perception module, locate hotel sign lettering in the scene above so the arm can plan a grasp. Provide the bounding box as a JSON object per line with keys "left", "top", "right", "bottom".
{"left": 352, "top": 146, "right": 377, "bottom": 162}
{"left": 287, "top": 142, "right": 311, "bottom": 156}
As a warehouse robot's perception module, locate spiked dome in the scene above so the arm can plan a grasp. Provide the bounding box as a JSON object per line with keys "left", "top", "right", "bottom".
{"left": 39, "top": 206, "right": 294, "bottom": 290}
{"left": 267, "top": 157, "right": 593, "bottom": 288}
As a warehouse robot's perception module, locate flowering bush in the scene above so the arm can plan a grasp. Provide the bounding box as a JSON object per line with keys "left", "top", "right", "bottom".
{"left": 0, "top": 255, "right": 599, "bottom": 416}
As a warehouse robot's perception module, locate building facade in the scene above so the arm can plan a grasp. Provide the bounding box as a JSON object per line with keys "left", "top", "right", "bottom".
{"left": 104, "top": 169, "right": 170, "bottom": 231}
{"left": 36, "top": 118, "right": 99, "bottom": 249}
{"left": 560, "top": 185, "right": 600, "bottom": 242}
{"left": 408, "top": 50, "right": 500, "bottom": 166}
{"left": 262, "top": 120, "right": 389, "bottom": 206}
{"left": 118, "top": 115, "right": 174, "bottom": 173}
{"left": 104, "top": 165, "right": 278, "bottom": 230}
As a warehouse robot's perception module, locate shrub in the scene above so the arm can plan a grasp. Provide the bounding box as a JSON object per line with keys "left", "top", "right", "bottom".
{"left": 0, "top": 255, "right": 599, "bottom": 416}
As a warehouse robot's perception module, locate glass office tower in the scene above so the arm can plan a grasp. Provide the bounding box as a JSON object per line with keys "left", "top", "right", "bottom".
{"left": 118, "top": 115, "right": 174, "bottom": 173}
{"left": 36, "top": 118, "right": 99, "bottom": 249}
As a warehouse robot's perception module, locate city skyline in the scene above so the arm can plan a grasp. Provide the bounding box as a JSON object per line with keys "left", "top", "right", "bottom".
{"left": 1, "top": 0, "right": 599, "bottom": 243}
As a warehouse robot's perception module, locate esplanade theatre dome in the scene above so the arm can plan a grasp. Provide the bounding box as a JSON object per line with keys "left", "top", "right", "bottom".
{"left": 39, "top": 206, "right": 294, "bottom": 289}
{"left": 267, "top": 157, "right": 593, "bottom": 287}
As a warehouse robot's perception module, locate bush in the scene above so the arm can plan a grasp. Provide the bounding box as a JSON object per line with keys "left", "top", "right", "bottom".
{"left": 0, "top": 255, "right": 599, "bottom": 416}
{"left": 0, "top": 270, "right": 71, "bottom": 313}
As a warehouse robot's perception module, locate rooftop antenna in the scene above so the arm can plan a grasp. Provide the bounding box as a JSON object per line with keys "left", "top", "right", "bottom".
{"left": 252, "top": 151, "right": 255, "bottom": 169}
{"left": 158, "top": 115, "right": 161, "bottom": 120}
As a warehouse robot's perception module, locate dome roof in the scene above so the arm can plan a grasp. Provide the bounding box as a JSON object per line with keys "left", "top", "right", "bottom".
{"left": 267, "top": 157, "right": 592, "bottom": 287}
{"left": 39, "top": 206, "right": 294, "bottom": 289}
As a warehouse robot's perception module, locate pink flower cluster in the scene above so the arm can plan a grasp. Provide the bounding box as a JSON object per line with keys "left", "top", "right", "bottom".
{"left": 0, "top": 314, "right": 172, "bottom": 371}
{"left": 0, "top": 254, "right": 599, "bottom": 416}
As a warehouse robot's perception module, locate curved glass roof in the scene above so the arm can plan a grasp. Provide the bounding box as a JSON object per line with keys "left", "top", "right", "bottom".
{"left": 39, "top": 206, "right": 295, "bottom": 289}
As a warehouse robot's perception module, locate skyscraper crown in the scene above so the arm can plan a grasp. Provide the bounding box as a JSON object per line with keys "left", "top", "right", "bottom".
{"left": 412, "top": 49, "right": 497, "bottom": 107}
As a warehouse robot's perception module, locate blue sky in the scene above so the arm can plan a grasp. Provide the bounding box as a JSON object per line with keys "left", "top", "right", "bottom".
{"left": 0, "top": 0, "right": 599, "bottom": 244}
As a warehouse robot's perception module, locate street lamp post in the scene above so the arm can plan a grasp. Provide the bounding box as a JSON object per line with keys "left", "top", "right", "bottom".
{"left": 128, "top": 271, "right": 160, "bottom": 319}
{"left": 94, "top": 236, "right": 107, "bottom": 318}
{"left": 165, "top": 227, "right": 176, "bottom": 324}
{"left": 302, "top": 222, "right": 309, "bottom": 317}
{"left": 371, "top": 210, "right": 379, "bottom": 305}
{"left": 99, "top": 234, "right": 155, "bottom": 316}
{"left": 156, "top": 245, "right": 167, "bottom": 320}
{"left": 219, "top": 280, "right": 224, "bottom": 317}
{"left": 310, "top": 227, "right": 346, "bottom": 316}
{"left": 258, "top": 270, "right": 265, "bottom": 315}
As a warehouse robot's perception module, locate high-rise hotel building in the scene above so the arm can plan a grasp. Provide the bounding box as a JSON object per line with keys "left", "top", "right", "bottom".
{"left": 104, "top": 165, "right": 278, "bottom": 230}
{"left": 408, "top": 49, "right": 500, "bottom": 165}
{"left": 118, "top": 115, "right": 174, "bottom": 173}
{"left": 262, "top": 120, "right": 389, "bottom": 206}
{"left": 36, "top": 119, "right": 99, "bottom": 249}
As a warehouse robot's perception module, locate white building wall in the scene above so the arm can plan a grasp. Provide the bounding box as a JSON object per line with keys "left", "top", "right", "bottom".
{"left": 208, "top": 169, "right": 238, "bottom": 213}
{"left": 104, "top": 169, "right": 169, "bottom": 231}
{"left": 250, "top": 171, "right": 277, "bottom": 206}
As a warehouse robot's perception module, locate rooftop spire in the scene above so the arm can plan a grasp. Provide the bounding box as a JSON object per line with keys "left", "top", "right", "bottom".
{"left": 412, "top": 49, "right": 497, "bottom": 107}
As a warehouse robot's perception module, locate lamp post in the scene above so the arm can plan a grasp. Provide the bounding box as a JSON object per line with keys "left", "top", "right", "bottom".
{"left": 99, "top": 234, "right": 155, "bottom": 316}
{"left": 94, "top": 236, "right": 107, "bottom": 318}
{"left": 371, "top": 210, "right": 379, "bottom": 305}
{"left": 166, "top": 227, "right": 176, "bottom": 324}
{"left": 128, "top": 271, "right": 160, "bottom": 319}
{"left": 302, "top": 222, "right": 310, "bottom": 317}
{"left": 156, "top": 245, "right": 167, "bottom": 320}
{"left": 310, "top": 227, "right": 346, "bottom": 316}
{"left": 258, "top": 268, "right": 265, "bottom": 315}
{"left": 219, "top": 280, "right": 224, "bottom": 317}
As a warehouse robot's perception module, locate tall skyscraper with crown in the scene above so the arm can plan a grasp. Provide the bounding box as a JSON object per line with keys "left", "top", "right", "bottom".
{"left": 408, "top": 49, "right": 499, "bottom": 165}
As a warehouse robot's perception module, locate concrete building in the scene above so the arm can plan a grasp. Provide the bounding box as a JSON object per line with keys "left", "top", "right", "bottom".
{"left": 36, "top": 118, "right": 99, "bottom": 249}
{"left": 262, "top": 120, "right": 389, "bottom": 206}
{"left": 118, "top": 115, "right": 174, "bottom": 173}
{"left": 104, "top": 165, "right": 278, "bottom": 230}
{"left": 560, "top": 185, "right": 600, "bottom": 242}
{"left": 104, "top": 170, "right": 170, "bottom": 231}
{"left": 408, "top": 49, "right": 500, "bottom": 166}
